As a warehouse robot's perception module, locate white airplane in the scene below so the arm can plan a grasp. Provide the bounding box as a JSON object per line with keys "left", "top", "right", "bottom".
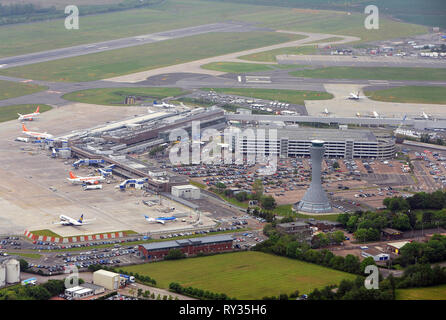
{"left": 18, "top": 106, "right": 40, "bottom": 121}
{"left": 54, "top": 214, "right": 95, "bottom": 226}
{"left": 422, "top": 111, "right": 431, "bottom": 119}
{"left": 372, "top": 110, "right": 380, "bottom": 118}
{"left": 21, "top": 124, "right": 53, "bottom": 139}
{"left": 321, "top": 108, "right": 332, "bottom": 115}
{"left": 143, "top": 215, "right": 177, "bottom": 225}
{"left": 347, "top": 91, "right": 369, "bottom": 100}
{"left": 67, "top": 171, "right": 105, "bottom": 185}
{"left": 153, "top": 100, "right": 175, "bottom": 108}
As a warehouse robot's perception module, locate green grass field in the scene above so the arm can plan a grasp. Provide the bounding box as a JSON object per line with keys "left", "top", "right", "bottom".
{"left": 29, "top": 229, "right": 137, "bottom": 238}
{"left": 365, "top": 86, "right": 446, "bottom": 105}
{"left": 0, "top": 104, "right": 51, "bottom": 123}
{"left": 6, "top": 252, "right": 42, "bottom": 259}
{"left": 202, "top": 87, "right": 333, "bottom": 105}
{"left": 62, "top": 87, "right": 188, "bottom": 105}
{"left": 396, "top": 284, "right": 446, "bottom": 300}
{"left": 201, "top": 62, "right": 299, "bottom": 73}
{"left": 290, "top": 67, "right": 446, "bottom": 81}
{"left": 121, "top": 251, "right": 356, "bottom": 299}
{"left": 0, "top": 80, "right": 48, "bottom": 100}
{"left": 0, "top": 32, "right": 300, "bottom": 82}
{"left": 274, "top": 204, "right": 339, "bottom": 221}
{"left": 0, "top": 0, "right": 427, "bottom": 58}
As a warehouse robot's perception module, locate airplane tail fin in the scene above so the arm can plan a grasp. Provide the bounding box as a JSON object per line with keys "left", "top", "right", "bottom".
{"left": 69, "top": 171, "right": 77, "bottom": 179}
{"left": 22, "top": 124, "right": 28, "bottom": 131}
{"left": 18, "top": 113, "right": 22, "bottom": 117}
{"left": 78, "top": 214, "right": 84, "bottom": 223}
{"left": 35, "top": 106, "right": 40, "bottom": 113}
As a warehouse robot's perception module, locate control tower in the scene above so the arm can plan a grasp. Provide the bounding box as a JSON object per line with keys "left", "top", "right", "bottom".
{"left": 295, "top": 140, "right": 332, "bottom": 213}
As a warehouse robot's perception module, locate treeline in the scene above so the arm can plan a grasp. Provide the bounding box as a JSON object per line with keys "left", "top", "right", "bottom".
{"left": 88, "top": 264, "right": 157, "bottom": 286}
{"left": 307, "top": 263, "right": 446, "bottom": 300}
{"left": 307, "top": 276, "right": 395, "bottom": 300}
{"left": 255, "top": 225, "right": 376, "bottom": 275}
{"left": 0, "top": 279, "right": 70, "bottom": 300}
{"left": 246, "top": 207, "right": 275, "bottom": 223}
{"left": 0, "top": 0, "right": 164, "bottom": 26}
{"left": 337, "top": 211, "right": 389, "bottom": 242}
{"left": 169, "top": 282, "right": 235, "bottom": 300}
{"left": 397, "top": 234, "right": 446, "bottom": 267}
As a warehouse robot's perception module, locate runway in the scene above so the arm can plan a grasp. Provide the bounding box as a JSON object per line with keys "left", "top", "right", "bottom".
{"left": 0, "top": 21, "right": 265, "bottom": 69}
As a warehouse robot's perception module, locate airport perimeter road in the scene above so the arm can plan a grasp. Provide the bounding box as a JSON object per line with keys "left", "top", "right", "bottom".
{"left": 0, "top": 22, "right": 264, "bottom": 69}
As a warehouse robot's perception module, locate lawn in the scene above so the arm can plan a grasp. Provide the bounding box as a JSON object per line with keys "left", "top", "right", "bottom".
{"left": 201, "top": 87, "right": 333, "bottom": 105}
{"left": 62, "top": 87, "right": 188, "bottom": 105}
{"left": 290, "top": 67, "right": 446, "bottom": 82}
{"left": 365, "top": 86, "right": 446, "bottom": 105}
{"left": 201, "top": 62, "right": 298, "bottom": 73}
{"left": 396, "top": 284, "right": 446, "bottom": 300}
{"left": 121, "top": 251, "right": 356, "bottom": 299}
{"left": 6, "top": 252, "right": 42, "bottom": 259}
{"left": 0, "top": 1, "right": 427, "bottom": 58}
{"left": 274, "top": 204, "right": 339, "bottom": 221}
{"left": 0, "top": 31, "right": 300, "bottom": 82}
{"left": 239, "top": 45, "right": 319, "bottom": 62}
{"left": 0, "top": 104, "right": 51, "bottom": 123}
{"left": 0, "top": 80, "right": 48, "bottom": 100}
{"left": 29, "top": 229, "right": 137, "bottom": 238}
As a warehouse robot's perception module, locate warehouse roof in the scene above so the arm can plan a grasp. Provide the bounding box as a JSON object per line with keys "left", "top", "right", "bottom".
{"left": 139, "top": 234, "right": 234, "bottom": 251}
{"left": 94, "top": 269, "right": 119, "bottom": 277}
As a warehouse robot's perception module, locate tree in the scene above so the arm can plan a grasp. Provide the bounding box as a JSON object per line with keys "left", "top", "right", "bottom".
{"left": 344, "top": 254, "right": 360, "bottom": 274}
{"left": 252, "top": 179, "right": 264, "bottom": 199}
{"left": 165, "top": 249, "right": 186, "bottom": 260}
{"left": 19, "top": 259, "right": 29, "bottom": 271}
{"left": 137, "top": 289, "right": 143, "bottom": 297}
{"left": 261, "top": 195, "right": 276, "bottom": 210}
{"left": 330, "top": 231, "right": 345, "bottom": 244}
{"left": 360, "top": 256, "right": 376, "bottom": 274}
{"left": 333, "top": 161, "right": 340, "bottom": 169}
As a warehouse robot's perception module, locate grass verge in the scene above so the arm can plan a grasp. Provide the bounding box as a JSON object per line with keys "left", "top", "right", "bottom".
{"left": 365, "top": 86, "right": 446, "bottom": 105}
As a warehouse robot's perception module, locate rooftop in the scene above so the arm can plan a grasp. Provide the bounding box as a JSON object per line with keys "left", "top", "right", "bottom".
{"left": 139, "top": 234, "right": 234, "bottom": 251}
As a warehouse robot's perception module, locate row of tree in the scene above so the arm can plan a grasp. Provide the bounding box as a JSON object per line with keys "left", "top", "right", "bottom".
{"left": 385, "top": 190, "right": 446, "bottom": 212}
{"left": 254, "top": 226, "right": 376, "bottom": 275}
{"left": 246, "top": 207, "right": 275, "bottom": 223}
{"left": 169, "top": 282, "right": 235, "bottom": 300}
{"left": 0, "top": 279, "right": 68, "bottom": 300}
{"left": 397, "top": 234, "right": 446, "bottom": 267}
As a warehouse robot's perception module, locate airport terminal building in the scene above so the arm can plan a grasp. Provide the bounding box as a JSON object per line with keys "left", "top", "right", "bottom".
{"left": 235, "top": 127, "right": 396, "bottom": 159}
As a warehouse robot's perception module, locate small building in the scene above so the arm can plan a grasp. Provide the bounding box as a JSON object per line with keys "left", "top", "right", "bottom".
{"left": 80, "top": 282, "right": 105, "bottom": 295}
{"left": 306, "top": 219, "right": 342, "bottom": 232}
{"left": 171, "top": 184, "right": 200, "bottom": 200}
{"left": 138, "top": 235, "right": 233, "bottom": 261}
{"left": 381, "top": 228, "right": 403, "bottom": 241}
{"left": 93, "top": 269, "right": 120, "bottom": 290}
{"left": 387, "top": 241, "right": 410, "bottom": 254}
{"left": 276, "top": 222, "right": 312, "bottom": 239}
{"left": 72, "top": 288, "right": 94, "bottom": 300}
{"left": 361, "top": 248, "right": 390, "bottom": 262}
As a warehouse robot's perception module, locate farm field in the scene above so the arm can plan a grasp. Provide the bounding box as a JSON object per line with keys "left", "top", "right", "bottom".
{"left": 0, "top": 104, "right": 51, "bottom": 123}
{"left": 121, "top": 251, "right": 356, "bottom": 299}
{"left": 365, "top": 86, "right": 446, "bottom": 105}
{"left": 0, "top": 81, "right": 48, "bottom": 101}
{"left": 63, "top": 87, "right": 188, "bottom": 105}
{"left": 396, "top": 284, "right": 446, "bottom": 300}
{"left": 201, "top": 62, "right": 299, "bottom": 73}
{"left": 0, "top": 32, "right": 300, "bottom": 82}
{"left": 201, "top": 87, "right": 333, "bottom": 105}
{"left": 290, "top": 67, "right": 446, "bottom": 82}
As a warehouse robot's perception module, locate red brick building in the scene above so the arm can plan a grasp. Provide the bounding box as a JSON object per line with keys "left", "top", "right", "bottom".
{"left": 138, "top": 235, "right": 234, "bottom": 261}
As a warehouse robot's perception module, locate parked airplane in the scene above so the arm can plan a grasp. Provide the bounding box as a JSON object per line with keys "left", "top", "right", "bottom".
{"left": 144, "top": 215, "right": 177, "bottom": 225}
{"left": 347, "top": 92, "right": 369, "bottom": 100}
{"left": 321, "top": 108, "right": 333, "bottom": 115}
{"left": 54, "top": 214, "right": 95, "bottom": 226}
{"left": 67, "top": 171, "right": 105, "bottom": 185}
{"left": 18, "top": 106, "right": 40, "bottom": 121}
{"left": 21, "top": 124, "right": 53, "bottom": 139}
{"left": 422, "top": 111, "right": 431, "bottom": 119}
{"left": 153, "top": 100, "right": 175, "bottom": 108}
